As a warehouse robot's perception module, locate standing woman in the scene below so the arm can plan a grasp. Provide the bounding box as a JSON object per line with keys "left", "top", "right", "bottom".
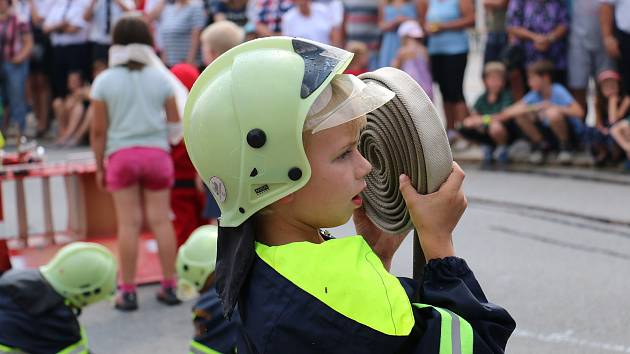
{"left": 506, "top": 0, "right": 569, "bottom": 86}
{"left": 377, "top": 0, "right": 416, "bottom": 69}
{"left": 417, "top": 0, "right": 474, "bottom": 134}
{"left": 152, "top": 0, "right": 206, "bottom": 68}
{"left": 90, "top": 14, "right": 181, "bottom": 311}
{"left": 0, "top": 0, "right": 32, "bottom": 144}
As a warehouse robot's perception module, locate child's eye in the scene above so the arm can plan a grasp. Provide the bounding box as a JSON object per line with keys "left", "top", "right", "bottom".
{"left": 337, "top": 149, "right": 352, "bottom": 160}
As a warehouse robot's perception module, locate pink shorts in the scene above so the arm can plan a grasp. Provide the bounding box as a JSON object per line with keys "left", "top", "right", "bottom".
{"left": 106, "top": 147, "right": 174, "bottom": 192}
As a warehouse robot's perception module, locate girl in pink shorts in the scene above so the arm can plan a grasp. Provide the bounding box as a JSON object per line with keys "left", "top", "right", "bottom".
{"left": 89, "top": 14, "right": 182, "bottom": 311}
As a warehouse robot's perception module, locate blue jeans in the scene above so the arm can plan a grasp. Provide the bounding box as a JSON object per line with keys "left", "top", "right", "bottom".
{"left": 2, "top": 61, "right": 29, "bottom": 132}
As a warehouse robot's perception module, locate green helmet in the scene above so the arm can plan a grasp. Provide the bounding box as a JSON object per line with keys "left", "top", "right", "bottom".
{"left": 40, "top": 242, "right": 117, "bottom": 308}
{"left": 184, "top": 37, "right": 353, "bottom": 227}
{"left": 176, "top": 225, "right": 219, "bottom": 300}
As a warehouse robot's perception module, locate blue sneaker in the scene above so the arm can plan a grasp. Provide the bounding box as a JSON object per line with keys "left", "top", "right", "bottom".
{"left": 623, "top": 160, "right": 630, "bottom": 172}
{"left": 481, "top": 145, "right": 493, "bottom": 167}
{"left": 493, "top": 145, "right": 509, "bottom": 165}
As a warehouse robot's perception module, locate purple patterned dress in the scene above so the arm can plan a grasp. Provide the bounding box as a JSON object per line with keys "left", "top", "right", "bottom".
{"left": 507, "top": 0, "right": 569, "bottom": 69}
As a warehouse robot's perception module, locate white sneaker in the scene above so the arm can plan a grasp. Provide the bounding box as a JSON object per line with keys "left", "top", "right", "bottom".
{"left": 528, "top": 150, "right": 544, "bottom": 165}
{"left": 557, "top": 150, "right": 574, "bottom": 165}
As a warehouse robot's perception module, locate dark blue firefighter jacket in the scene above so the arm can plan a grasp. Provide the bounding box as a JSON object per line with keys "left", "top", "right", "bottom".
{"left": 234, "top": 240, "right": 515, "bottom": 354}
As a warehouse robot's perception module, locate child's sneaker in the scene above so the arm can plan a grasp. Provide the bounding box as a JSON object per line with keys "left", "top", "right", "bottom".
{"left": 623, "top": 160, "right": 630, "bottom": 173}
{"left": 115, "top": 291, "right": 138, "bottom": 312}
{"left": 156, "top": 287, "right": 182, "bottom": 306}
{"left": 557, "top": 150, "right": 574, "bottom": 165}
{"left": 528, "top": 150, "right": 545, "bottom": 165}
{"left": 493, "top": 145, "right": 509, "bottom": 165}
{"left": 481, "top": 145, "right": 493, "bottom": 167}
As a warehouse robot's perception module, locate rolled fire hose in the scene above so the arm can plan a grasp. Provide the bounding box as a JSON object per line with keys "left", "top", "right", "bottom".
{"left": 357, "top": 67, "right": 453, "bottom": 282}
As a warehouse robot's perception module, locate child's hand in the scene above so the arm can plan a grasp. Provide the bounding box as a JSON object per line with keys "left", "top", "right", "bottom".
{"left": 95, "top": 168, "right": 106, "bottom": 191}
{"left": 353, "top": 207, "right": 409, "bottom": 271}
{"left": 462, "top": 115, "right": 483, "bottom": 128}
{"left": 399, "top": 162, "right": 467, "bottom": 261}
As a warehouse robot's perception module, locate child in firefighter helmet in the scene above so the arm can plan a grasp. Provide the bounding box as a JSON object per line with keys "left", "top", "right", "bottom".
{"left": 183, "top": 37, "right": 514, "bottom": 353}
{"left": 177, "top": 225, "right": 239, "bottom": 353}
{"left": 0, "top": 242, "right": 116, "bottom": 353}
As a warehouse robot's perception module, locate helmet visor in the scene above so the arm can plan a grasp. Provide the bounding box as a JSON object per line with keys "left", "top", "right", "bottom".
{"left": 305, "top": 74, "right": 395, "bottom": 134}
{"left": 293, "top": 38, "right": 353, "bottom": 98}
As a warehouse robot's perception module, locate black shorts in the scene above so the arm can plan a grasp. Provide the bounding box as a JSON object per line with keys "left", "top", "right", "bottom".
{"left": 90, "top": 42, "right": 110, "bottom": 66}
{"left": 29, "top": 27, "right": 53, "bottom": 76}
{"left": 534, "top": 116, "right": 583, "bottom": 150}
{"left": 51, "top": 43, "right": 90, "bottom": 98}
{"left": 458, "top": 119, "right": 522, "bottom": 146}
{"left": 430, "top": 52, "right": 467, "bottom": 103}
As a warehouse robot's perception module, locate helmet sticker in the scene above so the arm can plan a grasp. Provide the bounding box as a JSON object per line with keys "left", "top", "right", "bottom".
{"left": 210, "top": 176, "right": 227, "bottom": 203}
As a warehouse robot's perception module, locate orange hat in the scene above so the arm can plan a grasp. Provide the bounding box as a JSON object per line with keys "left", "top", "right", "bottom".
{"left": 597, "top": 70, "right": 620, "bottom": 83}
{"left": 170, "top": 63, "right": 200, "bottom": 91}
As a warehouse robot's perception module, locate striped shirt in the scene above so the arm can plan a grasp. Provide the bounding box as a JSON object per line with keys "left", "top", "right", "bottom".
{"left": 342, "top": 0, "right": 381, "bottom": 69}
{"left": 159, "top": 2, "right": 207, "bottom": 67}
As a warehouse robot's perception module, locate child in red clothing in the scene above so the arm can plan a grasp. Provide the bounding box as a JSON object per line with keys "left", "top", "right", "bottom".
{"left": 169, "top": 63, "right": 207, "bottom": 247}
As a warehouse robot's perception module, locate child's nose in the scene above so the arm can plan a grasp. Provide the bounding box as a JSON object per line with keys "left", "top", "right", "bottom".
{"left": 357, "top": 155, "right": 372, "bottom": 178}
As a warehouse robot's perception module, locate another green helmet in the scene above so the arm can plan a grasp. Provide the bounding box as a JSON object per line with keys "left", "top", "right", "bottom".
{"left": 176, "top": 225, "right": 218, "bottom": 300}
{"left": 184, "top": 37, "right": 353, "bottom": 227}
{"left": 40, "top": 242, "right": 117, "bottom": 308}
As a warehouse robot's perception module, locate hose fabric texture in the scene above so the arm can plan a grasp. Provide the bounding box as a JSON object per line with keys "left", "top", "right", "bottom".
{"left": 358, "top": 68, "right": 453, "bottom": 234}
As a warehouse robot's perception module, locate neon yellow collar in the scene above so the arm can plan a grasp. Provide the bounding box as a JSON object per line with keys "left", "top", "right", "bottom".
{"left": 256, "top": 236, "right": 414, "bottom": 336}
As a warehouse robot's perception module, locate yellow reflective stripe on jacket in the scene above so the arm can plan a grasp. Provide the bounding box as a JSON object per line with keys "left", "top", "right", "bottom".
{"left": 0, "top": 343, "right": 23, "bottom": 353}
{"left": 189, "top": 340, "right": 222, "bottom": 354}
{"left": 57, "top": 327, "right": 89, "bottom": 354}
{"left": 255, "top": 236, "right": 415, "bottom": 336}
{"left": 413, "top": 304, "right": 473, "bottom": 354}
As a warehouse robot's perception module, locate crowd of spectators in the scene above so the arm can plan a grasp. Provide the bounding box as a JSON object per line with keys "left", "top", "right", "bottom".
{"left": 0, "top": 0, "right": 629, "bottom": 170}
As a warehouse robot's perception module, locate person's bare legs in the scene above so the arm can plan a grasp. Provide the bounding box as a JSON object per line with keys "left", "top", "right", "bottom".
{"left": 52, "top": 98, "right": 67, "bottom": 144}
{"left": 143, "top": 188, "right": 177, "bottom": 281}
{"left": 32, "top": 74, "right": 51, "bottom": 135}
{"left": 611, "top": 121, "right": 630, "bottom": 157}
{"left": 509, "top": 69, "right": 526, "bottom": 100}
{"left": 544, "top": 107, "right": 570, "bottom": 147}
{"left": 488, "top": 121, "right": 509, "bottom": 145}
{"left": 453, "top": 101, "right": 469, "bottom": 127}
{"left": 571, "top": 88, "right": 587, "bottom": 119}
{"left": 515, "top": 113, "right": 544, "bottom": 144}
{"left": 443, "top": 102, "right": 456, "bottom": 130}
{"left": 57, "top": 102, "right": 85, "bottom": 144}
{"left": 112, "top": 185, "right": 143, "bottom": 285}
{"left": 443, "top": 101, "right": 469, "bottom": 134}
{"left": 66, "top": 106, "right": 92, "bottom": 146}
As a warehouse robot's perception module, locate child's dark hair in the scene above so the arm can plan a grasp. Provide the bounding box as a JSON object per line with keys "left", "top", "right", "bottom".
{"left": 112, "top": 13, "right": 153, "bottom": 47}
{"left": 527, "top": 60, "right": 555, "bottom": 79}
{"left": 112, "top": 13, "right": 153, "bottom": 70}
